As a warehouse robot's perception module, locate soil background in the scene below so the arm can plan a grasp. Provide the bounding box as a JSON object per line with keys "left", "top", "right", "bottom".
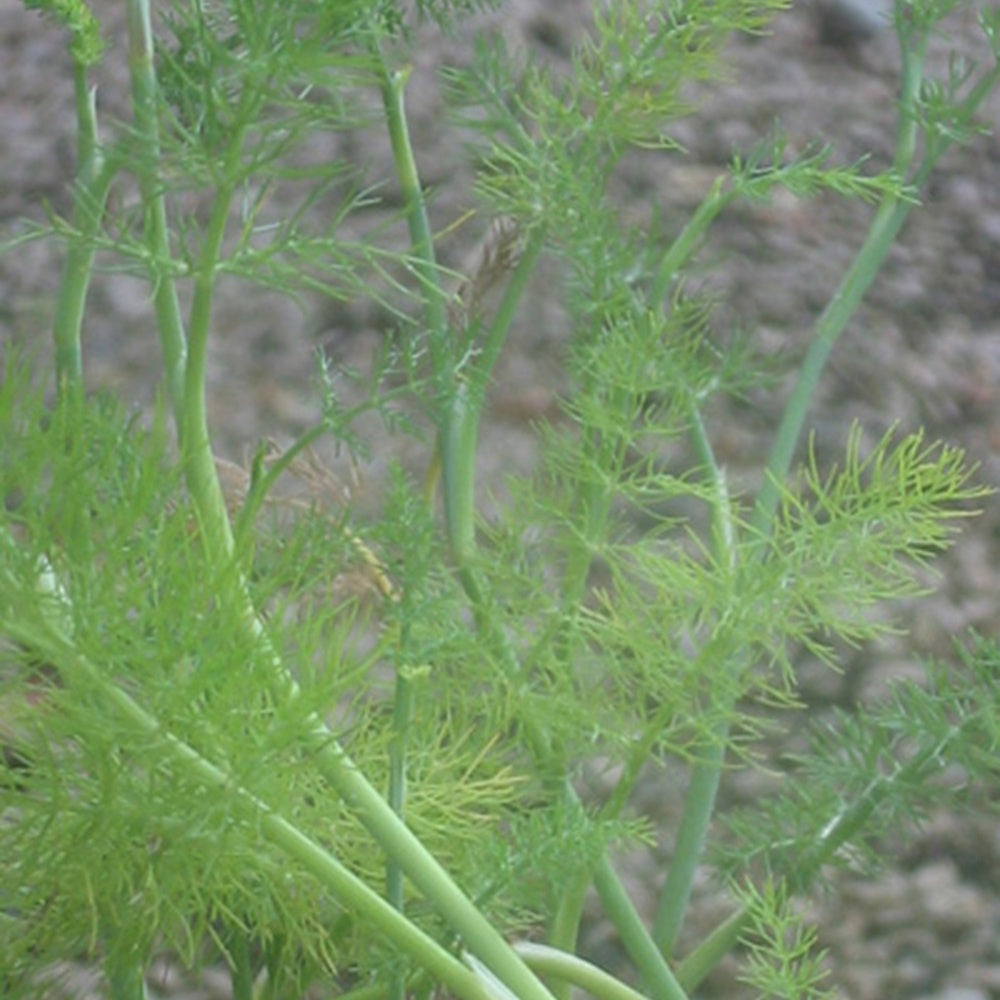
{"left": 2, "top": 0, "right": 1000, "bottom": 998}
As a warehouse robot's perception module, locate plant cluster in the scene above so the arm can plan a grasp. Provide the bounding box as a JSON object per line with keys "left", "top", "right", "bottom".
{"left": 2, "top": 1, "right": 1000, "bottom": 999}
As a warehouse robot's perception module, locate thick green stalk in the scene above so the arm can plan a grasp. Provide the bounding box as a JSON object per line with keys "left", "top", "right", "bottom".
{"left": 124, "top": 0, "right": 187, "bottom": 433}
{"left": 441, "top": 379, "right": 480, "bottom": 571}
{"left": 54, "top": 62, "right": 113, "bottom": 400}
{"left": 308, "top": 734, "right": 558, "bottom": 1000}
{"left": 226, "top": 932, "right": 255, "bottom": 1000}
{"left": 546, "top": 874, "right": 591, "bottom": 982}
{"left": 651, "top": 743, "right": 725, "bottom": 958}
{"left": 673, "top": 909, "right": 749, "bottom": 992}
{"left": 128, "top": 0, "right": 256, "bottom": 560}
{"left": 592, "top": 859, "right": 690, "bottom": 1000}
{"left": 513, "top": 942, "right": 653, "bottom": 1000}
{"left": 182, "top": 162, "right": 243, "bottom": 557}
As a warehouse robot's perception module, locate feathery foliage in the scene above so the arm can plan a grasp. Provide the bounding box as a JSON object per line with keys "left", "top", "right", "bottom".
{"left": 3, "top": 0, "right": 999, "bottom": 997}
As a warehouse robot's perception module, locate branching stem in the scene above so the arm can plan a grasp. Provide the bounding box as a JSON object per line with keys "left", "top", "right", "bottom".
{"left": 54, "top": 63, "right": 114, "bottom": 400}
{"left": 653, "top": 12, "right": 980, "bottom": 977}
{"left": 124, "top": 0, "right": 187, "bottom": 430}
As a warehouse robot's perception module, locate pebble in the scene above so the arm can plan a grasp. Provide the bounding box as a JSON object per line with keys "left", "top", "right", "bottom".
{"left": 914, "top": 860, "right": 989, "bottom": 935}
{"left": 920, "top": 989, "right": 990, "bottom": 1000}
{"left": 815, "top": 0, "right": 893, "bottom": 44}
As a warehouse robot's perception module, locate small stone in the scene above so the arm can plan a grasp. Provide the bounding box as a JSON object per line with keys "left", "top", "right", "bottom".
{"left": 815, "top": 0, "right": 892, "bottom": 44}
{"left": 913, "top": 860, "right": 988, "bottom": 935}
{"left": 968, "top": 966, "right": 1000, "bottom": 992}
{"left": 932, "top": 988, "right": 989, "bottom": 1000}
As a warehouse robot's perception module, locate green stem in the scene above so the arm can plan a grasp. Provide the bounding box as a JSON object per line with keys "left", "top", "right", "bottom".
{"left": 513, "top": 942, "right": 652, "bottom": 1000}
{"left": 652, "top": 20, "right": 940, "bottom": 974}
{"left": 749, "top": 192, "right": 917, "bottom": 540}
{"left": 387, "top": 670, "right": 413, "bottom": 906}
{"left": 651, "top": 742, "right": 725, "bottom": 958}
{"left": 378, "top": 61, "right": 449, "bottom": 381}
{"left": 105, "top": 962, "right": 148, "bottom": 1000}
{"left": 124, "top": 0, "right": 188, "bottom": 434}
{"left": 546, "top": 874, "right": 590, "bottom": 977}
{"left": 54, "top": 63, "right": 114, "bottom": 400}
{"left": 440, "top": 230, "right": 544, "bottom": 620}
{"left": 592, "top": 859, "right": 690, "bottom": 1000}
{"left": 546, "top": 793, "right": 676, "bottom": 999}
{"left": 648, "top": 177, "right": 735, "bottom": 306}
{"left": 471, "top": 228, "right": 545, "bottom": 391}
{"left": 378, "top": 43, "right": 545, "bottom": 596}
{"left": 673, "top": 908, "right": 749, "bottom": 993}
{"left": 377, "top": 48, "right": 471, "bottom": 581}
{"left": 375, "top": 47, "right": 543, "bottom": 679}
{"left": 749, "top": 29, "right": 929, "bottom": 543}
{"left": 441, "top": 379, "right": 480, "bottom": 570}
{"left": 387, "top": 657, "right": 415, "bottom": 1000}
{"left": 182, "top": 161, "right": 243, "bottom": 557}
{"left": 308, "top": 734, "right": 558, "bottom": 1000}
{"left": 227, "top": 931, "right": 255, "bottom": 1000}
{"left": 651, "top": 403, "right": 735, "bottom": 959}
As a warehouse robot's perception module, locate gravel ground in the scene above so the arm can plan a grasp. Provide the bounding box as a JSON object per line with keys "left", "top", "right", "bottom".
{"left": 2, "top": 0, "right": 1000, "bottom": 997}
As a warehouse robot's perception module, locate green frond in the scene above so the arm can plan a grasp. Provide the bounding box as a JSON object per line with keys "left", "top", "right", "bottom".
{"left": 757, "top": 426, "right": 988, "bottom": 647}
{"left": 22, "top": 0, "right": 104, "bottom": 67}
{"left": 6, "top": 0, "right": 1000, "bottom": 991}
{"left": 711, "top": 638, "right": 1000, "bottom": 891}
{"left": 413, "top": 0, "right": 503, "bottom": 28}
{"left": 462, "top": 799, "right": 653, "bottom": 928}
{"left": 735, "top": 878, "right": 835, "bottom": 1000}
{"left": 0, "top": 382, "right": 446, "bottom": 981}
{"left": 731, "top": 133, "right": 916, "bottom": 204}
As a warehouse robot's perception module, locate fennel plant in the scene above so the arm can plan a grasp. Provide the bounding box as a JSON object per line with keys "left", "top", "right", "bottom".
{"left": 2, "top": 1, "right": 999, "bottom": 999}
